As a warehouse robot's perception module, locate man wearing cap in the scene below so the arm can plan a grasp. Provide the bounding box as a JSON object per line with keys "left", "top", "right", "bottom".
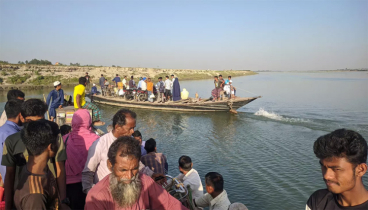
{"left": 141, "top": 77, "right": 147, "bottom": 91}
{"left": 46, "top": 81, "right": 64, "bottom": 121}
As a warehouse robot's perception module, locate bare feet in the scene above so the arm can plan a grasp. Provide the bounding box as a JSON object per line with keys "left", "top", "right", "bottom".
{"left": 93, "top": 121, "right": 106, "bottom": 126}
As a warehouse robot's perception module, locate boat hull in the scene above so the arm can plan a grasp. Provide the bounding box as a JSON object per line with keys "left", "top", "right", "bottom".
{"left": 91, "top": 95, "right": 261, "bottom": 112}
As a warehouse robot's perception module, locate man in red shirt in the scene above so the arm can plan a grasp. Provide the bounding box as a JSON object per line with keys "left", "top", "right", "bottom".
{"left": 85, "top": 136, "right": 188, "bottom": 210}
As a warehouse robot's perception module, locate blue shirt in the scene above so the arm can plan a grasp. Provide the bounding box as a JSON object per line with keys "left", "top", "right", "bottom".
{"left": 46, "top": 89, "right": 64, "bottom": 108}
{"left": 91, "top": 86, "right": 98, "bottom": 94}
{"left": 112, "top": 77, "right": 121, "bottom": 83}
{"left": 0, "top": 120, "right": 21, "bottom": 179}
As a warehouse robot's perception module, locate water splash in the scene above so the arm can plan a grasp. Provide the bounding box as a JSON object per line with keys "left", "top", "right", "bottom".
{"left": 254, "top": 108, "right": 311, "bottom": 123}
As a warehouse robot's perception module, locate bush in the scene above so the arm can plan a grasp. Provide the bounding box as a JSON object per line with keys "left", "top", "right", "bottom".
{"left": 0, "top": 77, "right": 3, "bottom": 84}
{"left": 7, "top": 74, "right": 31, "bottom": 84}
{"left": 1, "top": 71, "right": 8, "bottom": 76}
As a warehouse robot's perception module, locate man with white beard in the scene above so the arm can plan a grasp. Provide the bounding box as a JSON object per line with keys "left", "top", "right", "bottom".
{"left": 82, "top": 109, "right": 165, "bottom": 193}
{"left": 85, "top": 136, "right": 188, "bottom": 210}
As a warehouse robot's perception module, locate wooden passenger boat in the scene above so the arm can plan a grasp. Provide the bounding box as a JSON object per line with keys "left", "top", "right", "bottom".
{"left": 91, "top": 95, "right": 261, "bottom": 112}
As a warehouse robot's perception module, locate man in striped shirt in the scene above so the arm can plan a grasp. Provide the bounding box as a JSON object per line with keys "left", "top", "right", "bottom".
{"left": 141, "top": 138, "right": 168, "bottom": 174}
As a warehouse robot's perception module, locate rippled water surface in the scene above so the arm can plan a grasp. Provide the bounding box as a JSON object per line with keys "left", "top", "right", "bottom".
{"left": 1, "top": 72, "right": 367, "bottom": 209}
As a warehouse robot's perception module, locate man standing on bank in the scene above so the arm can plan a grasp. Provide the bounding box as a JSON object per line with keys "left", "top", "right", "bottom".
{"left": 46, "top": 81, "right": 64, "bottom": 122}
{"left": 306, "top": 129, "right": 368, "bottom": 210}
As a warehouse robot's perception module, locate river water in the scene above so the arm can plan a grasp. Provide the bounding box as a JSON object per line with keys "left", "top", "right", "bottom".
{"left": 1, "top": 71, "right": 367, "bottom": 209}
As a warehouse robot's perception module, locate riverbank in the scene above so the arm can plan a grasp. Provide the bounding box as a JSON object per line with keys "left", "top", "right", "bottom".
{"left": 0, "top": 64, "right": 256, "bottom": 90}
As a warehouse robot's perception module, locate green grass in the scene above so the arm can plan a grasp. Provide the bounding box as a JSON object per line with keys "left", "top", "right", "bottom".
{"left": 7, "top": 74, "right": 31, "bottom": 84}
{"left": 30, "top": 76, "right": 80, "bottom": 86}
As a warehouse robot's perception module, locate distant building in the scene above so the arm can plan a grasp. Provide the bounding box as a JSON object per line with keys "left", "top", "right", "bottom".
{"left": 55, "top": 62, "right": 59, "bottom": 65}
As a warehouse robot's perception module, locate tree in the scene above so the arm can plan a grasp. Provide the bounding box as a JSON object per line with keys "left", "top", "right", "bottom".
{"left": 112, "top": 65, "right": 116, "bottom": 67}
{"left": 25, "top": 60, "right": 28, "bottom": 64}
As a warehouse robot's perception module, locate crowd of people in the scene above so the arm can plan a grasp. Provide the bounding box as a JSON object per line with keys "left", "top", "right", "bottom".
{"left": 90, "top": 73, "right": 184, "bottom": 103}
{"left": 212, "top": 75, "right": 236, "bottom": 102}
{"left": 0, "top": 88, "right": 367, "bottom": 210}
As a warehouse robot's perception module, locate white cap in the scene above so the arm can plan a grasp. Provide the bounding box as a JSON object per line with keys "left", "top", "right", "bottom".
{"left": 229, "top": 80, "right": 233, "bottom": 83}
{"left": 93, "top": 83, "right": 96, "bottom": 86}
{"left": 53, "top": 81, "right": 61, "bottom": 86}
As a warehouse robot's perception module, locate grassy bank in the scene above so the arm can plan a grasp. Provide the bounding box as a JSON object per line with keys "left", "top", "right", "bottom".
{"left": 0, "top": 64, "right": 257, "bottom": 90}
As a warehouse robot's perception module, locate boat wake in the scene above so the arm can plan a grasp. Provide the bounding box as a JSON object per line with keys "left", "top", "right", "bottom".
{"left": 254, "top": 108, "right": 311, "bottom": 123}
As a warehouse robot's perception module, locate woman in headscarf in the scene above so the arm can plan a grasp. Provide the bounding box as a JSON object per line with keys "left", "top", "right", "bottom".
{"left": 172, "top": 77, "right": 181, "bottom": 101}
{"left": 62, "top": 109, "right": 100, "bottom": 209}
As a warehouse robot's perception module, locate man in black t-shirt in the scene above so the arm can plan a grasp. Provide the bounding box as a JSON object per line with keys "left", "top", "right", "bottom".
{"left": 14, "top": 120, "right": 69, "bottom": 210}
{"left": 306, "top": 129, "right": 368, "bottom": 210}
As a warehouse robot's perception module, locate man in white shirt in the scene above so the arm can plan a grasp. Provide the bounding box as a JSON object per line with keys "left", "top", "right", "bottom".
{"left": 0, "top": 90, "right": 25, "bottom": 127}
{"left": 174, "top": 156, "right": 203, "bottom": 210}
{"left": 164, "top": 76, "right": 172, "bottom": 101}
{"left": 194, "top": 172, "right": 231, "bottom": 210}
{"left": 122, "top": 76, "right": 127, "bottom": 89}
{"left": 82, "top": 109, "right": 164, "bottom": 193}
{"left": 141, "top": 77, "right": 147, "bottom": 91}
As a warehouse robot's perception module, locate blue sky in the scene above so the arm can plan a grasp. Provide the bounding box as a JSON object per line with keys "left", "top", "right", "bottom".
{"left": 0, "top": 0, "right": 367, "bottom": 70}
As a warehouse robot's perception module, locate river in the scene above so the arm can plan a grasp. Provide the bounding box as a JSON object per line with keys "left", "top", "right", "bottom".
{"left": 1, "top": 71, "right": 367, "bottom": 209}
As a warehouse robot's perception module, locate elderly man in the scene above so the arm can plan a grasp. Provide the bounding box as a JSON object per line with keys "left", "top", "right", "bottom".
{"left": 82, "top": 109, "right": 165, "bottom": 193}
{"left": 85, "top": 136, "right": 188, "bottom": 209}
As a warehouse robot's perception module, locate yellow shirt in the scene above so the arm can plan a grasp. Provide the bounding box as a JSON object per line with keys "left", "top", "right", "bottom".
{"left": 147, "top": 82, "right": 153, "bottom": 92}
{"left": 73, "top": 84, "right": 86, "bottom": 108}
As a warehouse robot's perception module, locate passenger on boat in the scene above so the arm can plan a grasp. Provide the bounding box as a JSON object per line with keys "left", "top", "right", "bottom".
{"left": 141, "top": 138, "right": 168, "bottom": 174}
{"left": 306, "top": 129, "right": 368, "bottom": 210}
{"left": 0, "top": 90, "right": 25, "bottom": 127}
{"left": 1, "top": 99, "right": 67, "bottom": 210}
{"left": 60, "top": 125, "right": 71, "bottom": 136}
{"left": 46, "top": 81, "right": 64, "bottom": 122}
{"left": 212, "top": 76, "right": 220, "bottom": 102}
{"left": 129, "top": 76, "right": 136, "bottom": 89}
{"left": 122, "top": 76, "right": 127, "bottom": 89}
{"left": 137, "top": 77, "right": 144, "bottom": 90}
{"left": 146, "top": 78, "right": 154, "bottom": 102}
{"left": 132, "top": 130, "right": 147, "bottom": 156}
{"left": 0, "top": 99, "right": 23, "bottom": 184}
{"left": 171, "top": 74, "right": 175, "bottom": 93}
{"left": 74, "top": 77, "right": 104, "bottom": 126}
{"left": 164, "top": 76, "right": 172, "bottom": 101}
{"left": 218, "top": 75, "right": 225, "bottom": 100}
{"left": 228, "top": 76, "right": 236, "bottom": 98}
{"left": 62, "top": 109, "right": 100, "bottom": 209}
{"left": 141, "top": 77, "right": 147, "bottom": 91}
{"left": 174, "top": 156, "right": 204, "bottom": 210}
{"left": 181, "top": 88, "right": 189, "bottom": 100}
{"left": 85, "top": 136, "right": 189, "bottom": 210}
{"left": 91, "top": 83, "right": 98, "bottom": 95}
{"left": 172, "top": 77, "right": 181, "bottom": 101}
{"left": 112, "top": 74, "right": 121, "bottom": 86}
{"left": 82, "top": 109, "right": 165, "bottom": 194}
{"left": 14, "top": 120, "right": 68, "bottom": 210}
{"left": 99, "top": 74, "right": 105, "bottom": 93}
{"left": 156, "top": 77, "right": 165, "bottom": 103}
{"left": 194, "top": 172, "right": 231, "bottom": 210}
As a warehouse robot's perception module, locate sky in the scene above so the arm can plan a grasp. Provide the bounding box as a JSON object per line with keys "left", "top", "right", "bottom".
{"left": 0, "top": 0, "right": 367, "bottom": 71}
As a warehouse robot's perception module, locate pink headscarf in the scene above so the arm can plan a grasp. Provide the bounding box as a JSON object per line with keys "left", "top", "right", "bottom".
{"left": 62, "top": 109, "right": 100, "bottom": 184}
